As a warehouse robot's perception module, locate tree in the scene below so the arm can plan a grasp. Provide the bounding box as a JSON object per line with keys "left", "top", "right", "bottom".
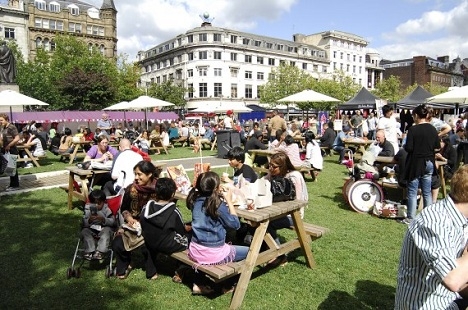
{"left": 13, "top": 35, "right": 141, "bottom": 110}
{"left": 373, "top": 75, "right": 402, "bottom": 102}
{"left": 146, "top": 81, "right": 187, "bottom": 109}
{"left": 259, "top": 63, "right": 314, "bottom": 107}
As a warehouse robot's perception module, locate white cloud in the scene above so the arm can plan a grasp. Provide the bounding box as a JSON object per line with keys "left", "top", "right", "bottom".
{"left": 86, "top": 0, "right": 297, "bottom": 59}
{"left": 377, "top": 0, "right": 468, "bottom": 60}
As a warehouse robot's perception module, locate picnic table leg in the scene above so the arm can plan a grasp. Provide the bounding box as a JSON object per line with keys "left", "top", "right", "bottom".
{"left": 230, "top": 220, "right": 268, "bottom": 310}
{"left": 25, "top": 148, "right": 41, "bottom": 167}
{"left": 68, "top": 147, "right": 79, "bottom": 165}
{"left": 439, "top": 165, "right": 446, "bottom": 198}
{"left": 67, "top": 172, "right": 74, "bottom": 210}
{"left": 290, "top": 210, "right": 316, "bottom": 268}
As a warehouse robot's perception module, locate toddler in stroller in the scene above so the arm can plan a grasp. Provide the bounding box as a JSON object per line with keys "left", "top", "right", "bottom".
{"left": 81, "top": 190, "right": 117, "bottom": 260}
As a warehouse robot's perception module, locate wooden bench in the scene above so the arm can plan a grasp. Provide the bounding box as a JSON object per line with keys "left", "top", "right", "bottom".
{"left": 17, "top": 154, "right": 47, "bottom": 167}
{"left": 171, "top": 250, "right": 244, "bottom": 283}
{"left": 171, "top": 137, "right": 188, "bottom": 147}
{"left": 290, "top": 222, "right": 329, "bottom": 241}
{"left": 149, "top": 139, "right": 169, "bottom": 155}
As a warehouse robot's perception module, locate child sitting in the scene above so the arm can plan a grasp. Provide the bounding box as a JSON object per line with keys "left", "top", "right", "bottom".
{"left": 81, "top": 190, "right": 116, "bottom": 260}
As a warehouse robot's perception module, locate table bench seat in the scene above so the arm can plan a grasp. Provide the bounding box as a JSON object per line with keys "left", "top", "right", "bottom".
{"left": 149, "top": 145, "right": 169, "bottom": 155}
{"left": 171, "top": 137, "right": 188, "bottom": 147}
{"left": 17, "top": 154, "right": 47, "bottom": 167}
{"left": 171, "top": 250, "right": 244, "bottom": 283}
{"left": 253, "top": 166, "right": 319, "bottom": 181}
{"left": 289, "top": 222, "right": 329, "bottom": 241}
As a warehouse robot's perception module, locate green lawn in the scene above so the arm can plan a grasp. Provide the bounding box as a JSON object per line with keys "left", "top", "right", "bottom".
{"left": 0, "top": 154, "right": 406, "bottom": 310}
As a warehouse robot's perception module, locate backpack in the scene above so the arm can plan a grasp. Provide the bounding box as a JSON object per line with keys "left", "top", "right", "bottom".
{"left": 270, "top": 176, "right": 296, "bottom": 202}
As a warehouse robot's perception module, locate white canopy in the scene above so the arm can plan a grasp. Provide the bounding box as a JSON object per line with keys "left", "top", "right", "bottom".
{"left": 103, "top": 101, "right": 130, "bottom": 110}
{"left": 128, "top": 96, "right": 174, "bottom": 109}
{"left": 0, "top": 90, "right": 49, "bottom": 107}
{"left": 278, "top": 89, "right": 340, "bottom": 103}
{"left": 426, "top": 85, "right": 468, "bottom": 106}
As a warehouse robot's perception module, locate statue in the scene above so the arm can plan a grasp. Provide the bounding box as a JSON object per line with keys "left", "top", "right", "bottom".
{"left": 0, "top": 41, "right": 17, "bottom": 84}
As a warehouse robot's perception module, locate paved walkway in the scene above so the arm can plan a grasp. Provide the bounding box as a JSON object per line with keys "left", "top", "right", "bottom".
{"left": 0, "top": 155, "right": 228, "bottom": 196}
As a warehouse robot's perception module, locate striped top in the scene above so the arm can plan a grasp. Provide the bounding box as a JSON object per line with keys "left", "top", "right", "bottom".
{"left": 395, "top": 196, "right": 468, "bottom": 310}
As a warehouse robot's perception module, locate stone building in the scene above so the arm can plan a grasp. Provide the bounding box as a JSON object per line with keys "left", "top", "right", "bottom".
{"left": 0, "top": 0, "right": 28, "bottom": 60}
{"left": 0, "top": 0, "right": 117, "bottom": 61}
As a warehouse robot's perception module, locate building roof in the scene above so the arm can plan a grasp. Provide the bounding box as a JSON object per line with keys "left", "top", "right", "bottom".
{"left": 30, "top": 0, "right": 96, "bottom": 10}
{"left": 100, "top": 0, "right": 116, "bottom": 10}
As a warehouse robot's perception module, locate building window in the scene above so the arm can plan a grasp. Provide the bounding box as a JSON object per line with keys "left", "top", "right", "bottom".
{"left": 323, "top": 66, "right": 327, "bottom": 73}
{"left": 353, "top": 55, "right": 356, "bottom": 62}
{"left": 346, "top": 64, "right": 350, "bottom": 72}
{"left": 214, "top": 68, "right": 222, "bottom": 76}
{"left": 43, "top": 38, "right": 50, "bottom": 51}
{"left": 49, "top": 1, "right": 60, "bottom": 12}
{"left": 242, "top": 38, "right": 250, "bottom": 45}
{"left": 290, "top": 61, "right": 295, "bottom": 66}
{"left": 340, "top": 52, "right": 343, "bottom": 60}
{"left": 359, "top": 66, "right": 362, "bottom": 74}
{"left": 254, "top": 40, "right": 261, "bottom": 47}
{"left": 340, "top": 63, "right": 343, "bottom": 70}
{"left": 68, "top": 4, "right": 79, "bottom": 15}
{"left": 257, "top": 72, "right": 264, "bottom": 80}
{"left": 162, "top": 75, "right": 167, "bottom": 82}
{"left": 245, "top": 71, "right": 252, "bottom": 79}
{"left": 87, "top": 25, "right": 104, "bottom": 36}
{"left": 313, "top": 64, "right": 318, "bottom": 71}
{"left": 266, "top": 42, "right": 273, "bottom": 49}
{"left": 198, "top": 67, "right": 207, "bottom": 76}
{"left": 35, "top": 0, "right": 46, "bottom": 10}
{"left": 268, "top": 73, "right": 275, "bottom": 80}
{"left": 288, "top": 46, "right": 294, "bottom": 52}
{"left": 257, "top": 56, "right": 264, "bottom": 64}
{"left": 35, "top": 37, "right": 42, "bottom": 48}
{"left": 230, "top": 68, "right": 238, "bottom": 78}
{"left": 230, "top": 53, "right": 237, "bottom": 61}
{"left": 333, "top": 51, "right": 337, "bottom": 58}
{"left": 359, "top": 56, "right": 363, "bottom": 63}
{"left": 214, "top": 83, "right": 222, "bottom": 97}
{"left": 302, "top": 63, "right": 307, "bottom": 70}
{"left": 188, "top": 35, "right": 193, "bottom": 43}
{"left": 169, "top": 73, "right": 174, "bottom": 80}
{"left": 42, "top": 19, "right": 49, "bottom": 29}
{"left": 268, "top": 58, "right": 275, "bottom": 66}
{"left": 280, "top": 60, "right": 286, "bottom": 66}
{"left": 188, "top": 52, "right": 193, "bottom": 61}
{"left": 4, "top": 28, "right": 15, "bottom": 39}
{"left": 277, "top": 44, "right": 283, "bottom": 51}
{"left": 353, "top": 65, "right": 356, "bottom": 73}
{"left": 231, "top": 83, "right": 237, "bottom": 98}
{"left": 245, "top": 55, "right": 252, "bottom": 63}
{"left": 188, "top": 83, "right": 193, "bottom": 98}
{"left": 213, "top": 51, "right": 221, "bottom": 60}
{"left": 347, "top": 54, "right": 350, "bottom": 61}
{"left": 199, "top": 33, "right": 207, "bottom": 42}
{"left": 245, "top": 85, "right": 252, "bottom": 98}
{"left": 199, "top": 83, "right": 208, "bottom": 97}
{"left": 68, "top": 22, "right": 81, "bottom": 32}
{"left": 230, "top": 35, "right": 237, "bottom": 44}
{"left": 199, "top": 51, "right": 207, "bottom": 59}
{"left": 187, "top": 69, "right": 193, "bottom": 77}
{"left": 176, "top": 69, "right": 182, "bottom": 79}
{"left": 213, "top": 33, "right": 222, "bottom": 42}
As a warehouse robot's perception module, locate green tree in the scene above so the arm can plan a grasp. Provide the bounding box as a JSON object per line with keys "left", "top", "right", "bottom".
{"left": 146, "top": 80, "right": 187, "bottom": 109}
{"left": 373, "top": 75, "right": 402, "bottom": 102}
{"left": 115, "top": 54, "right": 144, "bottom": 101}
{"left": 259, "top": 63, "right": 314, "bottom": 107}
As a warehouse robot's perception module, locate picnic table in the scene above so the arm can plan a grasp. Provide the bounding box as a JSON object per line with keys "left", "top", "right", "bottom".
{"left": 63, "top": 161, "right": 167, "bottom": 210}
{"left": 61, "top": 141, "right": 94, "bottom": 164}
{"left": 343, "top": 138, "right": 375, "bottom": 157}
{"left": 169, "top": 195, "right": 324, "bottom": 309}
{"left": 17, "top": 144, "right": 46, "bottom": 167}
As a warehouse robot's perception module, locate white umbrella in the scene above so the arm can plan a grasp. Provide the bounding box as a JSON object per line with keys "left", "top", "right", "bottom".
{"left": 278, "top": 89, "right": 340, "bottom": 103}
{"left": 0, "top": 90, "right": 49, "bottom": 121}
{"left": 426, "top": 85, "right": 468, "bottom": 106}
{"left": 0, "top": 90, "right": 49, "bottom": 107}
{"left": 103, "top": 101, "right": 130, "bottom": 110}
{"left": 190, "top": 102, "right": 252, "bottom": 113}
{"left": 129, "top": 95, "right": 175, "bottom": 109}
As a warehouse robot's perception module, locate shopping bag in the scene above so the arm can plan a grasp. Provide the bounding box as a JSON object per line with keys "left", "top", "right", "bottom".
{"left": 193, "top": 163, "right": 210, "bottom": 187}
{"left": 4, "top": 152, "right": 17, "bottom": 176}
{"left": 166, "top": 165, "right": 191, "bottom": 195}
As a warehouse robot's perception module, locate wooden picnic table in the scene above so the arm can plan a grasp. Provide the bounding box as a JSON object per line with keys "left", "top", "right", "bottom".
{"left": 64, "top": 141, "right": 94, "bottom": 164}
{"left": 170, "top": 195, "right": 316, "bottom": 309}
{"left": 17, "top": 144, "right": 45, "bottom": 167}
{"left": 63, "top": 161, "right": 167, "bottom": 210}
{"left": 343, "top": 138, "right": 375, "bottom": 156}
{"left": 375, "top": 156, "right": 448, "bottom": 198}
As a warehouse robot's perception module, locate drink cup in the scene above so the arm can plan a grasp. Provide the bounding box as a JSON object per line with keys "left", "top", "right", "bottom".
{"left": 246, "top": 198, "right": 255, "bottom": 210}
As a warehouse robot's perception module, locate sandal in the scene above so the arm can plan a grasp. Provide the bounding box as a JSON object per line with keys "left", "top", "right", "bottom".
{"left": 93, "top": 251, "right": 103, "bottom": 260}
{"left": 117, "top": 266, "right": 133, "bottom": 280}
{"left": 83, "top": 252, "right": 93, "bottom": 261}
{"left": 172, "top": 272, "right": 183, "bottom": 284}
{"left": 192, "top": 284, "right": 215, "bottom": 296}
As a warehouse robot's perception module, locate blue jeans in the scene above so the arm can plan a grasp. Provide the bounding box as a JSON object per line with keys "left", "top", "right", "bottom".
{"left": 233, "top": 245, "right": 249, "bottom": 261}
{"left": 333, "top": 145, "right": 345, "bottom": 161}
{"left": 407, "top": 160, "right": 433, "bottom": 219}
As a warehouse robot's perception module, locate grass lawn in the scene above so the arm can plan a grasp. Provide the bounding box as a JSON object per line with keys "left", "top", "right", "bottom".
{"left": 0, "top": 153, "right": 407, "bottom": 310}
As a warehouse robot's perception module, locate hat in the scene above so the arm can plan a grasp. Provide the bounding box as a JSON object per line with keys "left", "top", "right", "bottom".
{"left": 226, "top": 110, "right": 233, "bottom": 115}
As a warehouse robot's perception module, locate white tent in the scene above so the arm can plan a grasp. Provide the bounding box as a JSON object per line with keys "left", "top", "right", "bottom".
{"left": 278, "top": 89, "right": 340, "bottom": 103}
{"left": 426, "top": 85, "right": 468, "bottom": 106}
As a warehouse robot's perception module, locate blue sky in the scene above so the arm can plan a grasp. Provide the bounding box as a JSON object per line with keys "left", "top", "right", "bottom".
{"left": 85, "top": 0, "right": 468, "bottom": 61}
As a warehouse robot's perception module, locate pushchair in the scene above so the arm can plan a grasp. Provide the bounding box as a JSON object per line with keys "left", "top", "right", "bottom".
{"left": 67, "top": 176, "right": 126, "bottom": 279}
{"left": 341, "top": 150, "right": 384, "bottom": 214}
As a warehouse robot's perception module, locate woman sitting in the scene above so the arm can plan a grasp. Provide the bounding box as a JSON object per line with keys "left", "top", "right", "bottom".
{"left": 84, "top": 135, "right": 118, "bottom": 163}
{"left": 263, "top": 152, "right": 308, "bottom": 266}
{"left": 302, "top": 131, "right": 323, "bottom": 173}
{"left": 56, "top": 128, "right": 75, "bottom": 159}
{"left": 435, "top": 135, "right": 457, "bottom": 180}
{"left": 277, "top": 135, "right": 303, "bottom": 167}
{"left": 112, "top": 161, "right": 161, "bottom": 280}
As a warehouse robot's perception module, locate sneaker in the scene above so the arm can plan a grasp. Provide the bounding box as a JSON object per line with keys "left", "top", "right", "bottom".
{"left": 25, "top": 163, "right": 33, "bottom": 168}
{"left": 398, "top": 218, "right": 412, "bottom": 225}
{"left": 5, "top": 186, "right": 19, "bottom": 192}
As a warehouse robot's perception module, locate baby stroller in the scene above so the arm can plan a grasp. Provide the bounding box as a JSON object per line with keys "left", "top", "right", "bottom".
{"left": 341, "top": 150, "right": 384, "bottom": 214}
{"left": 67, "top": 175, "right": 126, "bottom": 279}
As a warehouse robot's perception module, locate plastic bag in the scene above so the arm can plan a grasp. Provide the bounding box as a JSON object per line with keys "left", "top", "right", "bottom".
{"left": 3, "top": 152, "right": 17, "bottom": 176}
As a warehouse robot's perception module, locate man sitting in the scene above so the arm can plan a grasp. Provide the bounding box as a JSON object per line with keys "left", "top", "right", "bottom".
{"left": 375, "top": 129, "right": 395, "bottom": 157}
{"left": 222, "top": 146, "right": 258, "bottom": 184}
{"left": 332, "top": 126, "right": 351, "bottom": 163}
{"left": 244, "top": 130, "right": 268, "bottom": 166}
{"left": 319, "top": 121, "right": 336, "bottom": 156}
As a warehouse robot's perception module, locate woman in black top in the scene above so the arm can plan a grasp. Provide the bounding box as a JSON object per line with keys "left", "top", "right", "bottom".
{"left": 404, "top": 105, "right": 440, "bottom": 223}
{"left": 436, "top": 135, "right": 457, "bottom": 180}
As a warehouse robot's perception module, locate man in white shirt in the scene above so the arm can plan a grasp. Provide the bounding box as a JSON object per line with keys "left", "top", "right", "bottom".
{"left": 102, "top": 138, "right": 143, "bottom": 196}
{"left": 377, "top": 105, "right": 399, "bottom": 154}
{"left": 223, "top": 110, "right": 233, "bottom": 129}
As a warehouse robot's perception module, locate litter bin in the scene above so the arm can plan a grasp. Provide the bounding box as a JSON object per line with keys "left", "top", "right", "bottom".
{"left": 216, "top": 130, "right": 241, "bottom": 158}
